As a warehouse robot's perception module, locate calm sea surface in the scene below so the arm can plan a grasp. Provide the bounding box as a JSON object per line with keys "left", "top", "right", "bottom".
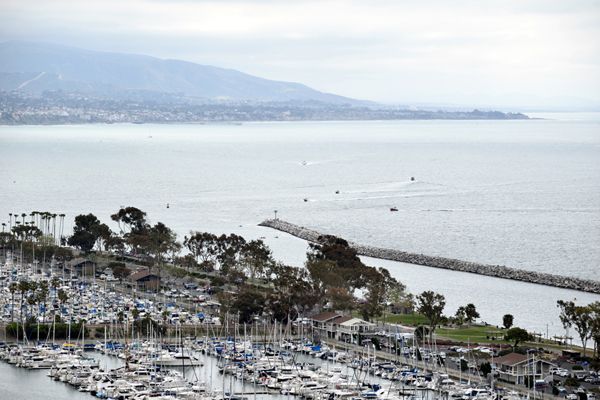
{"left": 1, "top": 116, "right": 599, "bottom": 339}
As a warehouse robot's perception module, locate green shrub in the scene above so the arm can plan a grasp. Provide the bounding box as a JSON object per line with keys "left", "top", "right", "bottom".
{"left": 480, "top": 362, "right": 492, "bottom": 377}
{"left": 371, "top": 337, "right": 381, "bottom": 351}
{"left": 564, "top": 377, "right": 579, "bottom": 387}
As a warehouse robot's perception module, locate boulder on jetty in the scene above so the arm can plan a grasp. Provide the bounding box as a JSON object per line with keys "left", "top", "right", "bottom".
{"left": 258, "top": 219, "right": 600, "bottom": 295}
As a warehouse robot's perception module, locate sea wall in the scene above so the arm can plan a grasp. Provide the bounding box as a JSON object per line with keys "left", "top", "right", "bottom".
{"left": 258, "top": 219, "right": 600, "bottom": 295}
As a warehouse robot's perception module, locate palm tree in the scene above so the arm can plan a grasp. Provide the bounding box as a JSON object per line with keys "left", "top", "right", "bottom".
{"left": 51, "top": 276, "right": 61, "bottom": 291}
{"left": 40, "top": 214, "right": 46, "bottom": 236}
{"left": 18, "top": 280, "right": 30, "bottom": 324}
{"left": 57, "top": 288, "right": 68, "bottom": 327}
{"left": 52, "top": 214, "right": 57, "bottom": 245}
{"left": 27, "top": 281, "right": 38, "bottom": 316}
{"left": 9, "top": 282, "right": 17, "bottom": 322}
{"left": 117, "top": 310, "right": 125, "bottom": 336}
{"left": 37, "top": 281, "right": 49, "bottom": 323}
{"left": 59, "top": 214, "right": 66, "bottom": 246}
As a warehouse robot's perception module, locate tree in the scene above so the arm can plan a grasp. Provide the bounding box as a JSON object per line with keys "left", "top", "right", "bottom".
{"left": 326, "top": 287, "right": 356, "bottom": 312}
{"left": 557, "top": 300, "right": 594, "bottom": 355}
{"left": 460, "top": 359, "right": 469, "bottom": 372}
{"left": 454, "top": 307, "right": 466, "bottom": 325}
{"left": 110, "top": 206, "right": 149, "bottom": 254}
{"left": 589, "top": 301, "right": 600, "bottom": 358}
{"left": 557, "top": 300, "right": 576, "bottom": 332}
{"left": 18, "top": 280, "right": 30, "bottom": 324}
{"left": 464, "top": 303, "right": 480, "bottom": 324}
{"left": 414, "top": 325, "right": 430, "bottom": 341}
{"left": 11, "top": 223, "right": 42, "bottom": 242}
{"left": 307, "top": 235, "right": 365, "bottom": 292}
{"left": 110, "top": 206, "right": 147, "bottom": 235}
{"left": 87, "top": 222, "right": 111, "bottom": 252}
{"left": 306, "top": 258, "right": 346, "bottom": 300}
{"left": 416, "top": 291, "right": 446, "bottom": 341}
{"left": 571, "top": 306, "right": 594, "bottom": 357}
{"left": 176, "top": 254, "right": 199, "bottom": 271}
{"left": 505, "top": 327, "right": 530, "bottom": 348}
{"left": 267, "top": 263, "right": 319, "bottom": 322}
{"left": 184, "top": 231, "right": 219, "bottom": 267}
{"left": 57, "top": 289, "right": 68, "bottom": 322}
{"left": 387, "top": 282, "right": 414, "bottom": 314}
{"left": 480, "top": 362, "right": 492, "bottom": 377}
{"left": 36, "top": 281, "right": 49, "bottom": 323}
{"left": 105, "top": 233, "right": 125, "bottom": 254}
{"left": 231, "top": 285, "right": 266, "bottom": 324}
{"left": 503, "top": 314, "right": 514, "bottom": 330}
{"left": 8, "top": 282, "right": 17, "bottom": 322}
{"left": 146, "top": 222, "right": 178, "bottom": 268}
{"left": 360, "top": 267, "right": 388, "bottom": 321}
{"left": 215, "top": 233, "right": 246, "bottom": 272}
{"left": 67, "top": 213, "right": 104, "bottom": 253}
{"left": 240, "top": 239, "right": 273, "bottom": 279}
{"left": 108, "top": 262, "right": 131, "bottom": 282}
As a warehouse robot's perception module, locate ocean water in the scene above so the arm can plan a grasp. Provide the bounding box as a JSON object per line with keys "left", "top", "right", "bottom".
{"left": 1, "top": 117, "right": 599, "bottom": 337}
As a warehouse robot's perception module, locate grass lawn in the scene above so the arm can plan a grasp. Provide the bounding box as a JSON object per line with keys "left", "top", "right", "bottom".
{"left": 369, "top": 313, "right": 430, "bottom": 326}
{"left": 436, "top": 325, "right": 508, "bottom": 344}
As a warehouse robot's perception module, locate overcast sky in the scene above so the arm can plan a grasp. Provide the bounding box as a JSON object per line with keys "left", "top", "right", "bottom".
{"left": 1, "top": 0, "right": 599, "bottom": 109}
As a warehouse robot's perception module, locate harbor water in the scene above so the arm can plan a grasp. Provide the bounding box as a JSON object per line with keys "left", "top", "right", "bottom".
{"left": 1, "top": 116, "right": 599, "bottom": 338}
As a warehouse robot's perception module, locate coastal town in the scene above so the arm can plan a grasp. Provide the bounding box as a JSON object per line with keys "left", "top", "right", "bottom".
{"left": 1, "top": 208, "right": 599, "bottom": 400}
{"left": 0, "top": 92, "right": 529, "bottom": 125}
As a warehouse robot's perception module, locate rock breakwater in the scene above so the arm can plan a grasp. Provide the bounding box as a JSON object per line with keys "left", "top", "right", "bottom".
{"left": 259, "top": 219, "right": 600, "bottom": 295}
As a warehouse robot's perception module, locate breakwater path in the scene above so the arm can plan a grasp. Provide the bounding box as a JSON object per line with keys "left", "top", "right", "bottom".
{"left": 258, "top": 219, "right": 600, "bottom": 295}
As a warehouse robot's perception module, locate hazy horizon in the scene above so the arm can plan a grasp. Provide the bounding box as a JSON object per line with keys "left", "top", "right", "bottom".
{"left": 1, "top": 0, "right": 599, "bottom": 111}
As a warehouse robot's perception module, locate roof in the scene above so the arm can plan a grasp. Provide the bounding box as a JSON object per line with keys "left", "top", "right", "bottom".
{"left": 129, "top": 270, "right": 160, "bottom": 281}
{"left": 493, "top": 353, "right": 529, "bottom": 366}
{"left": 336, "top": 316, "right": 354, "bottom": 324}
{"left": 311, "top": 311, "right": 342, "bottom": 322}
{"left": 339, "top": 318, "right": 375, "bottom": 327}
{"left": 67, "top": 258, "right": 95, "bottom": 267}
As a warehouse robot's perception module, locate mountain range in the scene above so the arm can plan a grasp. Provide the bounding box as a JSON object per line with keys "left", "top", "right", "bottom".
{"left": 0, "top": 41, "right": 358, "bottom": 104}
{"left": 0, "top": 41, "right": 530, "bottom": 124}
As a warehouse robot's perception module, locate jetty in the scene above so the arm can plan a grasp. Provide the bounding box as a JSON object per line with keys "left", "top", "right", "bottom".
{"left": 258, "top": 219, "right": 600, "bottom": 295}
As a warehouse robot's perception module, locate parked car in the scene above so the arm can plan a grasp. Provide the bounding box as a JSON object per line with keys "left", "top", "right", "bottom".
{"left": 534, "top": 380, "right": 547, "bottom": 389}
{"left": 573, "top": 371, "right": 588, "bottom": 380}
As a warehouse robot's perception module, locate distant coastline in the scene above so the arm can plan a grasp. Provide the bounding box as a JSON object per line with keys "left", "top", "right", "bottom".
{"left": 0, "top": 41, "right": 530, "bottom": 125}
{"left": 0, "top": 93, "right": 529, "bottom": 125}
{"left": 259, "top": 218, "right": 600, "bottom": 295}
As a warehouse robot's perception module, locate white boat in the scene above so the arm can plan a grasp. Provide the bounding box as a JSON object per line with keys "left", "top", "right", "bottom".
{"left": 153, "top": 351, "right": 203, "bottom": 367}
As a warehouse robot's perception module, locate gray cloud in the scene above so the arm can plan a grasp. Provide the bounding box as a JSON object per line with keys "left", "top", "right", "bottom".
{"left": 1, "top": 0, "right": 599, "bottom": 109}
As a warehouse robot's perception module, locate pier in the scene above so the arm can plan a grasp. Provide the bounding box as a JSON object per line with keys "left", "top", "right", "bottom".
{"left": 258, "top": 219, "right": 600, "bottom": 295}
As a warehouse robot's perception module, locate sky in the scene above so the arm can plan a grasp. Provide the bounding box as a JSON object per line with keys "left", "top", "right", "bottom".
{"left": 1, "top": 0, "right": 599, "bottom": 110}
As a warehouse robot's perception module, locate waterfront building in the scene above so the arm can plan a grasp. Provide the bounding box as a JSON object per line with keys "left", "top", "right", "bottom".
{"left": 493, "top": 352, "right": 556, "bottom": 385}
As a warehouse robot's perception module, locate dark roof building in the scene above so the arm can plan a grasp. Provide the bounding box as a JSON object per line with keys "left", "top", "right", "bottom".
{"left": 128, "top": 269, "right": 161, "bottom": 291}
{"left": 65, "top": 258, "right": 96, "bottom": 276}
{"left": 493, "top": 352, "right": 556, "bottom": 385}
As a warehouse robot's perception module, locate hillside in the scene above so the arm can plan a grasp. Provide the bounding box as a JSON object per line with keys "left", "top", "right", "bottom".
{"left": 0, "top": 41, "right": 357, "bottom": 104}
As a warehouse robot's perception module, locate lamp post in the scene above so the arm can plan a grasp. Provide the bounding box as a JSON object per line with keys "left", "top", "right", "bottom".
{"left": 274, "top": 210, "right": 278, "bottom": 220}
